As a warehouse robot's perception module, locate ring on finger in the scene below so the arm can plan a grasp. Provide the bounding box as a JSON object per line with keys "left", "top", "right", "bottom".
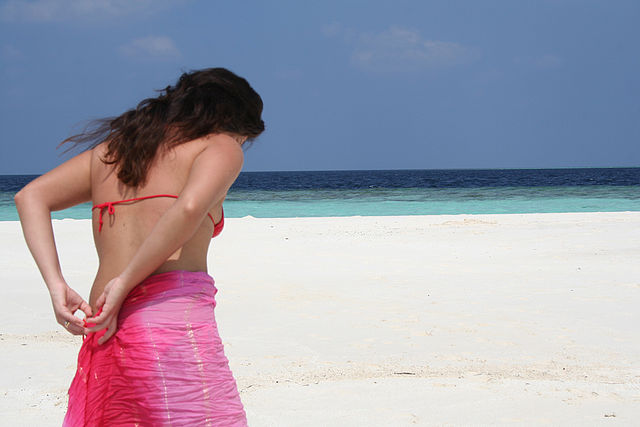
{"left": 64, "top": 321, "right": 70, "bottom": 329}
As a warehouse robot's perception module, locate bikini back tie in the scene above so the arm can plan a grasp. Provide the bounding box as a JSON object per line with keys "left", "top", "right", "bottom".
{"left": 92, "top": 194, "right": 223, "bottom": 238}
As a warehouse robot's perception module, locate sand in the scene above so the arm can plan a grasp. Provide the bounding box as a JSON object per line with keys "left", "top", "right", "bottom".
{"left": 1, "top": 212, "right": 639, "bottom": 426}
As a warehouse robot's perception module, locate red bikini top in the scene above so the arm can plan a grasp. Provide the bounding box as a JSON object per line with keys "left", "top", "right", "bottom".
{"left": 92, "top": 194, "right": 224, "bottom": 238}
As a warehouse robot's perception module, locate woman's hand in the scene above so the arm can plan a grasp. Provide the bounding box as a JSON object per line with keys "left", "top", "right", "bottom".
{"left": 50, "top": 285, "right": 92, "bottom": 336}
{"left": 86, "top": 276, "right": 129, "bottom": 345}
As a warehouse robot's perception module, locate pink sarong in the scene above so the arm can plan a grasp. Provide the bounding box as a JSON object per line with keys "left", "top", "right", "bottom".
{"left": 63, "top": 270, "right": 248, "bottom": 426}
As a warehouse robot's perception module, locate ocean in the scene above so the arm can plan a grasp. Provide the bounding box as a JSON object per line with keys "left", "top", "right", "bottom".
{"left": 1, "top": 168, "right": 639, "bottom": 221}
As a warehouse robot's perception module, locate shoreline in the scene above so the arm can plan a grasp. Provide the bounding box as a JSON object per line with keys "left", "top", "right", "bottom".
{"left": 1, "top": 212, "right": 639, "bottom": 425}
{"left": 1, "top": 209, "right": 640, "bottom": 221}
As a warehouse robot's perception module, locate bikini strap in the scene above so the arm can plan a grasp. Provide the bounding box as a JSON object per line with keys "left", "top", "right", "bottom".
{"left": 92, "top": 194, "right": 179, "bottom": 232}
{"left": 92, "top": 194, "right": 220, "bottom": 236}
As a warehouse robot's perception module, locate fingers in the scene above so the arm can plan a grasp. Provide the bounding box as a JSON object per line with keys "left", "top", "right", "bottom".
{"left": 86, "top": 316, "right": 106, "bottom": 331}
{"left": 60, "top": 311, "right": 84, "bottom": 329}
{"left": 86, "top": 294, "right": 107, "bottom": 323}
{"left": 96, "top": 292, "right": 106, "bottom": 309}
{"left": 60, "top": 314, "right": 88, "bottom": 335}
{"left": 79, "top": 299, "right": 93, "bottom": 318}
{"left": 83, "top": 315, "right": 117, "bottom": 344}
{"left": 86, "top": 321, "right": 106, "bottom": 333}
{"left": 85, "top": 313, "right": 116, "bottom": 344}
{"left": 86, "top": 307, "right": 107, "bottom": 325}
{"left": 64, "top": 321, "right": 88, "bottom": 336}
{"left": 92, "top": 317, "right": 118, "bottom": 345}
{"left": 97, "top": 322, "right": 117, "bottom": 345}
{"left": 86, "top": 304, "right": 112, "bottom": 331}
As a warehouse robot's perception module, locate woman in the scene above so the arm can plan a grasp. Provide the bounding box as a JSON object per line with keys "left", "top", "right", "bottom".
{"left": 15, "top": 68, "right": 264, "bottom": 426}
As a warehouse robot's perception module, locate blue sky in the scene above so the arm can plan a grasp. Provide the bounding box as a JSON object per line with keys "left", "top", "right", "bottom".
{"left": 1, "top": 0, "right": 638, "bottom": 174}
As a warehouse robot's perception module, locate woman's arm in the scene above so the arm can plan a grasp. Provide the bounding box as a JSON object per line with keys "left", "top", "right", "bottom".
{"left": 120, "top": 135, "right": 243, "bottom": 287}
{"left": 87, "top": 134, "right": 244, "bottom": 343}
{"left": 14, "top": 149, "right": 93, "bottom": 335}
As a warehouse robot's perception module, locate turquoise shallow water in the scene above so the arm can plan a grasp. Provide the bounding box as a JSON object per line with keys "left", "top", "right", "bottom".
{"left": 1, "top": 185, "right": 638, "bottom": 221}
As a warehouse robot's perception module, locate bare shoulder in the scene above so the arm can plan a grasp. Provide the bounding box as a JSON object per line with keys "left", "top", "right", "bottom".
{"left": 91, "top": 141, "right": 108, "bottom": 159}
{"left": 195, "top": 133, "right": 244, "bottom": 171}
{"left": 177, "top": 134, "right": 246, "bottom": 207}
{"left": 200, "top": 133, "right": 245, "bottom": 154}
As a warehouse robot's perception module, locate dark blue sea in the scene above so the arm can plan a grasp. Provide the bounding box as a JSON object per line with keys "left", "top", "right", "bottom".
{"left": 1, "top": 168, "right": 639, "bottom": 220}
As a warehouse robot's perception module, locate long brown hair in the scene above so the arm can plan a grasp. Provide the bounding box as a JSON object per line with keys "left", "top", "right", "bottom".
{"left": 62, "top": 68, "right": 265, "bottom": 187}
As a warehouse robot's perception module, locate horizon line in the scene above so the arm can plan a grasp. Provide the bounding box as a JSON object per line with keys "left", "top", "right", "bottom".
{"left": 2, "top": 165, "right": 639, "bottom": 176}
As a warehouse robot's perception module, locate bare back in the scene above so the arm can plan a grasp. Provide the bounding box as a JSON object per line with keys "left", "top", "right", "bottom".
{"left": 89, "top": 138, "right": 225, "bottom": 309}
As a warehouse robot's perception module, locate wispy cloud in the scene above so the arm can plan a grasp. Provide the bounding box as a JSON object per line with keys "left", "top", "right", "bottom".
{"left": 325, "top": 24, "right": 479, "bottom": 73}
{"left": 0, "top": 0, "right": 182, "bottom": 22}
{"left": 119, "top": 36, "right": 180, "bottom": 60}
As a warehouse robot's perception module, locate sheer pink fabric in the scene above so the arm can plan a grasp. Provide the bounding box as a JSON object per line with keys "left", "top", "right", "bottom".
{"left": 63, "top": 270, "right": 248, "bottom": 426}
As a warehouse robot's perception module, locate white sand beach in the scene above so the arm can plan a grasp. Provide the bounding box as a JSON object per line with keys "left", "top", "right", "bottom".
{"left": 1, "top": 212, "right": 639, "bottom": 426}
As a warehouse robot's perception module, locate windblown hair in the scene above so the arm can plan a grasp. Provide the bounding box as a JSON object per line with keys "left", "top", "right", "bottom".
{"left": 62, "top": 68, "right": 265, "bottom": 187}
